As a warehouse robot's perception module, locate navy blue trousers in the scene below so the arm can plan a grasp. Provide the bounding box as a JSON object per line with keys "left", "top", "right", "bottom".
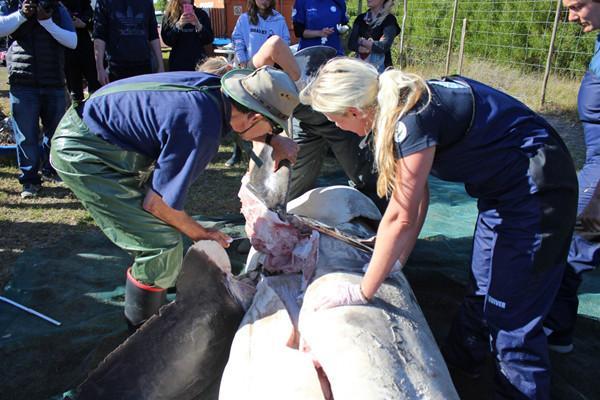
{"left": 445, "top": 188, "right": 576, "bottom": 399}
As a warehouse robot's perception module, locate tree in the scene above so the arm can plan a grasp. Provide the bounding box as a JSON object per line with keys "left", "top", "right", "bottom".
{"left": 155, "top": 0, "right": 167, "bottom": 12}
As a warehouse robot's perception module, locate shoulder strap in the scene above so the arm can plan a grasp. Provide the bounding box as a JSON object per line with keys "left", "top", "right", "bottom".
{"left": 89, "top": 82, "right": 221, "bottom": 100}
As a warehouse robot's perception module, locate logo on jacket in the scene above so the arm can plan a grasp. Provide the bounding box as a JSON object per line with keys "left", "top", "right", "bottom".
{"left": 394, "top": 121, "right": 408, "bottom": 144}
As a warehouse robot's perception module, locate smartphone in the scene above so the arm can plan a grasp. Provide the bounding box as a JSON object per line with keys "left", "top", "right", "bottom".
{"left": 183, "top": 4, "right": 193, "bottom": 15}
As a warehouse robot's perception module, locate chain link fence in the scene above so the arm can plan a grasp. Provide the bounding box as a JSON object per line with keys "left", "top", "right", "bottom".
{"left": 349, "top": 0, "right": 596, "bottom": 109}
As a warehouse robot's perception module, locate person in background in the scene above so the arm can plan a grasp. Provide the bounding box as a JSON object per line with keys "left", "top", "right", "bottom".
{"left": 51, "top": 67, "right": 299, "bottom": 328}
{"left": 292, "top": 0, "right": 349, "bottom": 55}
{"left": 198, "top": 36, "right": 300, "bottom": 81}
{"left": 0, "top": 0, "right": 77, "bottom": 198}
{"left": 347, "top": 0, "right": 400, "bottom": 72}
{"left": 301, "top": 57, "right": 577, "bottom": 399}
{"left": 227, "top": 0, "right": 291, "bottom": 167}
{"left": 93, "top": 0, "right": 164, "bottom": 85}
{"left": 545, "top": 0, "right": 600, "bottom": 354}
{"left": 288, "top": 0, "right": 382, "bottom": 211}
{"left": 62, "top": 0, "right": 100, "bottom": 104}
{"left": 161, "top": 0, "right": 214, "bottom": 72}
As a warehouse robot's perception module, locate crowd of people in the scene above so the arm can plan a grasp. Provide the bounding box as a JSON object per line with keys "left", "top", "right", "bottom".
{"left": 1, "top": 0, "right": 599, "bottom": 398}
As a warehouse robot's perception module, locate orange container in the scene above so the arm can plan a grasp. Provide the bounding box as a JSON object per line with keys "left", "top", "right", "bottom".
{"left": 195, "top": 0, "right": 297, "bottom": 43}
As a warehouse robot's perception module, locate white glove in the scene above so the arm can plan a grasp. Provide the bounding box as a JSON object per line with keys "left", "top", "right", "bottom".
{"left": 309, "top": 282, "right": 368, "bottom": 311}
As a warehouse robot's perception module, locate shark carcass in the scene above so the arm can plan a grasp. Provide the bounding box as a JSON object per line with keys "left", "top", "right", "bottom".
{"left": 219, "top": 172, "right": 459, "bottom": 399}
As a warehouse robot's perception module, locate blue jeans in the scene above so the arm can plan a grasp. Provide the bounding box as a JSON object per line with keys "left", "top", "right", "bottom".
{"left": 10, "top": 85, "right": 67, "bottom": 185}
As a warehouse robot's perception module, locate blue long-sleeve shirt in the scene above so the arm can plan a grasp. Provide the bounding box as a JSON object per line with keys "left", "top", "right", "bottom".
{"left": 232, "top": 11, "right": 290, "bottom": 64}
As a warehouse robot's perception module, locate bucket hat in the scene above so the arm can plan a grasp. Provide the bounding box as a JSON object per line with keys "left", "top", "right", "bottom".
{"left": 221, "top": 66, "right": 299, "bottom": 134}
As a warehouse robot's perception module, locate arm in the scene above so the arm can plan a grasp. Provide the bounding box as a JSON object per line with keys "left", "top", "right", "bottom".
{"left": 370, "top": 25, "right": 400, "bottom": 54}
{"left": 232, "top": 15, "right": 249, "bottom": 65}
{"left": 150, "top": 38, "right": 164, "bottom": 72}
{"left": 92, "top": 0, "right": 109, "bottom": 85}
{"left": 0, "top": 10, "right": 26, "bottom": 36}
{"left": 578, "top": 181, "right": 600, "bottom": 232}
{"left": 346, "top": 17, "right": 361, "bottom": 52}
{"left": 251, "top": 35, "right": 300, "bottom": 80}
{"left": 94, "top": 38, "right": 109, "bottom": 85}
{"left": 361, "top": 146, "right": 435, "bottom": 300}
{"left": 37, "top": 6, "right": 77, "bottom": 49}
{"left": 160, "top": 19, "right": 180, "bottom": 47}
{"left": 143, "top": 189, "right": 231, "bottom": 247}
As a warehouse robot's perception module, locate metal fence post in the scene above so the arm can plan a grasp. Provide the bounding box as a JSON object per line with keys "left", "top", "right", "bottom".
{"left": 398, "top": 0, "right": 408, "bottom": 67}
{"left": 540, "top": 0, "right": 563, "bottom": 107}
{"left": 458, "top": 18, "right": 467, "bottom": 75}
{"left": 445, "top": 0, "right": 459, "bottom": 76}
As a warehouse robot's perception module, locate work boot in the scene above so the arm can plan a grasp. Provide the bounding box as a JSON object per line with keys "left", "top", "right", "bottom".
{"left": 124, "top": 268, "right": 167, "bottom": 330}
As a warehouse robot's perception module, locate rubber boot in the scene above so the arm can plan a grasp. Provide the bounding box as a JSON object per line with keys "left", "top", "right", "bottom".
{"left": 124, "top": 268, "right": 167, "bottom": 329}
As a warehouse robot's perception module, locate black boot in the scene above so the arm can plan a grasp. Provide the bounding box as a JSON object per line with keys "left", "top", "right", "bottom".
{"left": 124, "top": 268, "right": 167, "bottom": 329}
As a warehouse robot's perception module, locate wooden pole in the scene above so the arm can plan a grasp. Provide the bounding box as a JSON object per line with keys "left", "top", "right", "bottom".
{"left": 458, "top": 18, "right": 467, "bottom": 75}
{"left": 540, "top": 0, "right": 562, "bottom": 107}
{"left": 358, "top": 0, "right": 363, "bottom": 15}
{"left": 398, "top": 0, "right": 408, "bottom": 67}
{"left": 445, "top": 0, "right": 459, "bottom": 76}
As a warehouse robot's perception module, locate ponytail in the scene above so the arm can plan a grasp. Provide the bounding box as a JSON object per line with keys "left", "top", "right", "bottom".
{"left": 374, "top": 70, "right": 429, "bottom": 197}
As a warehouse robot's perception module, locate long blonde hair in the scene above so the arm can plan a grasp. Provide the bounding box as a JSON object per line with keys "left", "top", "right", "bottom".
{"left": 196, "top": 56, "right": 232, "bottom": 76}
{"left": 164, "top": 0, "right": 185, "bottom": 26}
{"left": 300, "top": 57, "right": 429, "bottom": 197}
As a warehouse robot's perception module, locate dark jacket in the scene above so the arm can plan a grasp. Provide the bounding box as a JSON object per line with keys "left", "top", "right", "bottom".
{"left": 161, "top": 7, "right": 213, "bottom": 71}
{"left": 4, "top": 3, "right": 73, "bottom": 87}
{"left": 348, "top": 13, "right": 400, "bottom": 68}
{"left": 93, "top": 0, "right": 158, "bottom": 70}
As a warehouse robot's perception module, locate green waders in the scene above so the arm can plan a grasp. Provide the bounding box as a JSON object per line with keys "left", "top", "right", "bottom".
{"left": 50, "top": 82, "right": 221, "bottom": 290}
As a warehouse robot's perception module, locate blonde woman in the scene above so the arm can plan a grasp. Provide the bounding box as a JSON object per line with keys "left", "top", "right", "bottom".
{"left": 300, "top": 57, "right": 577, "bottom": 399}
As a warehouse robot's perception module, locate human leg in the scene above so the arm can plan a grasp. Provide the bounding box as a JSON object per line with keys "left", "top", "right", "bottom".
{"left": 10, "top": 85, "right": 42, "bottom": 189}
{"left": 39, "top": 87, "right": 68, "bottom": 179}
{"left": 288, "top": 105, "right": 329, "bottom": 200}
{"left": 443, "top": 209, "right": 494, "bottom": 377}
{"left": 546, "top": 161, "right": 600, "bottom": 350}
{"left": 51, "top": 108, "right": 184, "bottom": 288}
{"left": 65, "top": 49, "right": 85, "bottom": 102}
{"left": 484, "top": 190, "right": 574, "bottom": 399}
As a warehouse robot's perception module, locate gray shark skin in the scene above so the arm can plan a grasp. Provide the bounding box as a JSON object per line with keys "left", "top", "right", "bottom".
{"left": 220, "top": 186, "right": 459, "bottom": 400}
{"left": 75, "top": 241, "right": 244, "bottom": 400}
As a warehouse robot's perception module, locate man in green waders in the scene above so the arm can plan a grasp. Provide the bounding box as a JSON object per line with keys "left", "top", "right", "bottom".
{"left": 50, "top": 66, "right": 299, "bottom": 328}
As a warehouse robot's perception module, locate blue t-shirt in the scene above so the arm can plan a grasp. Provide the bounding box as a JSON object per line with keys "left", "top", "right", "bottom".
{"left": 292, "top": 0, "right": 348, "bottom": 55}
{"left": 395, "top": 78, "right": 563, "bottom": 199}
{"left": 82, "top": 72, "right": 229, "bottom": 210}
{"left": 577, "top": 34, "right": 600, "bottom": 163}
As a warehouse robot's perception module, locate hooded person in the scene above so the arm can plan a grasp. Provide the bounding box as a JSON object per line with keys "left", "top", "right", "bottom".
{"left": 50, "top": 66, "right": 300, "bottom": 328}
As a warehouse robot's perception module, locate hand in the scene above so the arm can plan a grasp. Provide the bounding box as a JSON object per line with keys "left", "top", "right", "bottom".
{"left": 36, "top": 4, "right": 53, "bottom": 20}
{"left": 308, "top": 282, "right": 368, "bottom": 311}
{"left": 359, "top": 37, "right": 373, "bottom": 52}
{"left": 97, "top": 67, "right": 109, "bottom": 86}
{"left": 321, "top": 27, "right": 335, "bottom": 37}
{"left": 20, "top": 0, "right": 36, "bottom": 18}
{"left": 72, "top": 16, "right": 86, "bottom": 29}
{"left": 270, "top": 134, "right": 299, "bottom": 170}
{"left": 578, "top": 197, "right": 600, "bottom": 232}
{"left": 202, "top": 228, "right": 232, "bottom": 248}
{"left": 177, "top": 13, "right": 196, "bottom": 28}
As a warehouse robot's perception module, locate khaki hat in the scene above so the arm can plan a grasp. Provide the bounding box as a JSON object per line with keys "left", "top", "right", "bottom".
{"left": 221, "top": 66, "right": 299, "bottom": 134}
